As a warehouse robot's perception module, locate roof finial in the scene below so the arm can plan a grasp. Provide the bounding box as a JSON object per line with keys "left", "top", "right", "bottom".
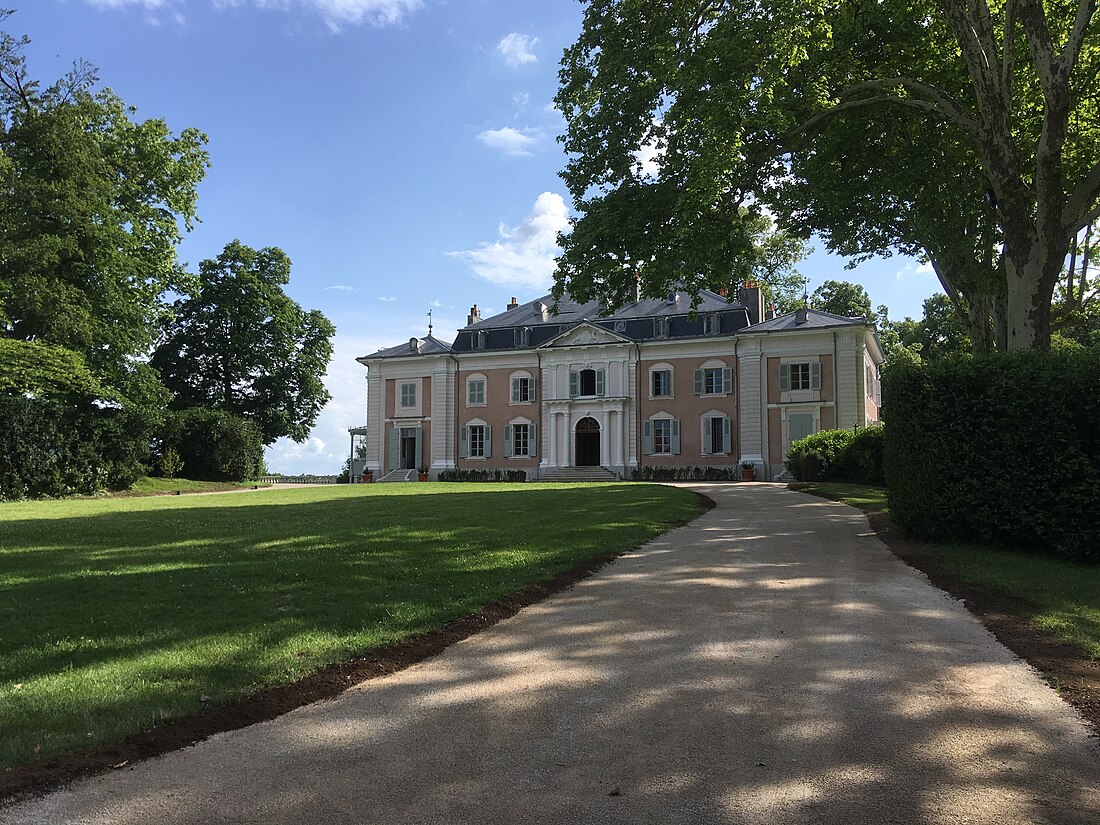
{"left": 427, "top": 307, "right": 433, "bottom": 336}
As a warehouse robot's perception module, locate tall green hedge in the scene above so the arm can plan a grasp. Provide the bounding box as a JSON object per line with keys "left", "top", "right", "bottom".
{"left": 0, "top": 396, "right": 154, "bottom": 500}
{"left": 785, "top": 427, "right": 885, "bottom": 484}
{"left": 882, "top": 351, "right": 1100, "bottom": 562}
{"left": 158, "top": 408, "right": 264, "bottom": 482}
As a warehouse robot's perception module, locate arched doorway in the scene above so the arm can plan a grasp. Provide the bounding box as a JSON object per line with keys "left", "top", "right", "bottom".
{"left": 575, "top": 417, "right": 600, "bottom": 466}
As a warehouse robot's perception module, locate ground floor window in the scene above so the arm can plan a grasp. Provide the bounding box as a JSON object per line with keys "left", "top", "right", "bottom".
{"left": 644, "top": 418, "right": 680, "bottom": 455}
{"left": 505, "top": 422, "right": 534, "bottom": 457}
{"left": 469, "top": 425, "right": 485, "bottom": 457}
{"left": 461, "top": 424, "right": 490, "bottom": 458}
{"left": 704, "top": 416, "right": 731, "bottom": 455}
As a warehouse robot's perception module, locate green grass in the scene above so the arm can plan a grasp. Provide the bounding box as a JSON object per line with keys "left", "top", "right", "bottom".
{"left": 794, "top": 482, "right": 1100, "bottom": 661}
{"left": 0, "top": 482, "right": 702, "bottom": 768}
{"left": 105, "top": 477, "right": 270, "bottom": 497}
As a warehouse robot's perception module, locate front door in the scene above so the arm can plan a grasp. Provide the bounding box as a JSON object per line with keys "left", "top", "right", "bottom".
{"left": 400, "top": 427, "right": 419, "bottom": 469}
{"left": 787, "top": 412, "right": 814, "bottom": 451}
{"left": 575, "top": 417, "right": 600, "bottom": 466}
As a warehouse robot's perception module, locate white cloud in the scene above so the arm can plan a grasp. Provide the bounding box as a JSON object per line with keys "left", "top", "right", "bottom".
{"left": 325, "top": 285, "right": 358, "bottom": 293}
{"left": 430, "top": 299, "right": 443, "bottom": 308}
{"left": 448, "top": 192, "right": 570, "bottom": 289}
{"left": 376, "top": 295, "right": 396, "bottom": 302}
{"left": 84, "top": 0, "right": 170, "bottom": 7}
{"left": 896, "top": 261, "right": 935, "bottom": 280}
{"left": 307, "top": 0, "right": 422, "bottom": 29}
{"left": 512, "top": 92, "right": 530, "bottom": 109}
{"left": 497, "top": 33, "right": 538, "bottom": 67}
{"left": 477, "top": 126, "right": 539, "bottom": 157}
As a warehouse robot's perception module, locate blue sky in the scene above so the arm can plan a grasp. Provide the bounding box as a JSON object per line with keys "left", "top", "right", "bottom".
{"left": 21, "top": 1, "right": 939, "bottom": 474}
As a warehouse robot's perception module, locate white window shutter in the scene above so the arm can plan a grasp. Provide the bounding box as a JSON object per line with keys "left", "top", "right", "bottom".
{"left": 529, "top": 379, "right": 536, "bottom": 401}
{"left": 569, "top": 370, "right": 579, "bottom": 397}
{"left": 503, "top": 424, "right": 513, "bottom": 457}
{"left": 694, "top": 369, "right": 704, "bottom": 395}
{"left": 511, "top": 378, "right": 520, "bottom": 403}
{"left": 459, "top": 426, "right": 468, "bottom": 458}
{"left": 779, "top": 363, "right": 790, "bottom": 391}
{"left": 596, "top": 368, "right": 606, "bottom": 396}
{"left": 671, "top": 419, "right": 681, "bottom": 454}
{"left": 484, "top": 425, "right": 492, "bottom": 458}
{"left": 722, "top": 417, "right": 732, "bottom": 454}
{"left": 702, "top": 418, "right": 712, "bottom": 455}
{"left": 810, "top": 362, "right": 821, "bottom": 389}
{"left": 722, "top": 367, "right": 732, "bottom": 394}
{"left": 643, "top": 420, "right": 654, "bottom": 455}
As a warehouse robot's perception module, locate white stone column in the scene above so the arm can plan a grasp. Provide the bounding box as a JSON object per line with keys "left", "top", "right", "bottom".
{"left": 563, "top": 412, "right": 572, "bottom": 466}
{"left": 600, "top": 410, "right": 610, "bottom": 466}
{"left": 549, "top": 412, "right": 558, "bottom": 466}
{"left": 737, "top": 340, "right": 765, "bottom": 466}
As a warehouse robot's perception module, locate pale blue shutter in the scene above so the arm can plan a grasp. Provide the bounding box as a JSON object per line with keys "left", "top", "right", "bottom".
{"left": 388, "top": 428, "right": 400, "bottom": 470}
{"left": 779, "top": 363, "right": 791, "bottom": 391}
{"left": 503, "top": 424, "right": 513, "bottom": 457}
{"left": 484, "top": 425, "right": 492, "bottom": 458}
{"left": 415, "top": 427, "right": 423, "bottom": 468}
{"left": 643, "top": 420, "right": 654, "bottom": 455}
{"left": 596, "top": 369, "right": 606, "bottom": 396}
{"left": 694, "top": 369, "right": 704, "bottom": 395}
{"left": 569, "top": 370, "right": 579, "bottom": 397}
{"left": 810, "top": 362, "right": 821, "bottom": 389}
{"left": 530, "top": 379, "right": 537, "bottom": 401}
{"left": 702, "top": 418, "right": 712, "bottom": 455}
{"left": 722, "top": 367, "right": 732, "bottom": 394}
{"left": 529, "top": 423, "right": 537, "bottom": 455}
{"left": 671, "top": 419, "right": 681, "bottom": 454}
{"left": 459, "top": 426, "right": 469, "bottom": 458}
{"left": 722, "top": 417, "right": 732, "bottom": 454}
{"left": 511, "top": 378, "right": 520, "bottom": 403}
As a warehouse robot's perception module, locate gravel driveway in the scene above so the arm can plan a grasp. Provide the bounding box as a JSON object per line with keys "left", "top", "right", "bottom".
{"left": 4, "top": 483, "right": 1098, "bottom": 824}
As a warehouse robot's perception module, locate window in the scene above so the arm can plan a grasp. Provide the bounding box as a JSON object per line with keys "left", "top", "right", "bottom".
{"left": 643, "top": 418, "right": 680, "bottom": 455}
{"left": 570, "top": 368, "right": 605, "bottom": 397}
{"left": 400, "top": 382, "right": 416, "bottom": 408}
{"left": 780, "top": 362, "right": 821, "bottom": 391}
{"left": 511, "top": 375, "right": 535, "bottom": 403}
{"left": 651, "top": 369, "right": 672, "bottom": 397}
{"left": 654, "top": 317, "right": 669, "bottom": 339}
{"left": 703, "top": 314, "right": 720, "bottom": 335}
{"left": 467, "top": 378, "right": 485, "bottom": 406}
{"left": 694, "top": 367, "right": 732, "bottom": 395}
{"left": 460, "top": 424, "right": 490, "bottom": 458}
{"left": 473, "top": 330, "right": 487, "bottom": 350}
{"left": 515, "top": 327, "right": 531, "bottom": 348}
{"left": 505, "top": 422, "right": 535, "bottom": 457}
{"left": 703, "top": 416, "right": 732, "bottom": 455}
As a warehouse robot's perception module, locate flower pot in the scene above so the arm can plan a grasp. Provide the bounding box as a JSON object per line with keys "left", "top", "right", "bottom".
{"left": 740, "top": 468, "right": 755, "bottom": 482}
{"left": 417, "top": 473, "right": 430, "bottom": 482}
{"left": 361, "top": 473, "right": 374, "bottom": 483}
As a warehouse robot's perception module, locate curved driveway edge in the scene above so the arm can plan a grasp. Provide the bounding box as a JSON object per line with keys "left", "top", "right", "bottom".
{"left": 4, "top": 483, "right": 1098, "bottom": 824}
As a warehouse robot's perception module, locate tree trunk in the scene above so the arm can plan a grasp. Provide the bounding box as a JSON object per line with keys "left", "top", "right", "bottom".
{"left": 1004, "top": 252, "right": 1056, "bottom": 351}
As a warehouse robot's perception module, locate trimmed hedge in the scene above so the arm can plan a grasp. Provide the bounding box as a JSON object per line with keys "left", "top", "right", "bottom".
{"left": 158, "top": 408, "right": 264, "bottom": 482}
{"left": 882, "top": 351, "right": 1100, "bottom": 562}
{"left": 630, "top": 465, "right": 741, "bottom": 481}
{"left": 0, "top": 395, "right": 153, "bottom": 500}
{"left": 437, "top": 469, "right": 527, "bottom": 482}
{"left": 785, "top": 427, "right": 885, "bottom": 484}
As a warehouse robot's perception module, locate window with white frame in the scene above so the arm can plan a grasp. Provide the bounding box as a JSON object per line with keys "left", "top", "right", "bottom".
{"left": 400, "top": 382, "right": 417, "bottom": 408}
{"left": 515, "top": 327, "right": 531, "bottom": 347}
{"left": 780, "top": 362, "right": 821, "bottom": 391}
{"left": 654, "top": 317, "right": 669, "bottom": 338}
{"left": 702, "top": 415, "right": 732, "bottom": 455}
{"left": 511, "top": 374, "right": 535, "bottom": 403}
{"left": 703, "top": 314, "right": 720, "bottom": 335}
{"left": 460, "top": 423, "right": 489, "bottom": 458}
{"left": 569, "top": 367, "right": 605, "bottom": 397}
{"left": 651, "top": 369, "right": 672, "bottom": 397}
{"left": 694, "top": 365, "right": 731, "bottom": 395}
{"left": 643, "top": 417, "right": 680, "bottom": 455}
{"left": 505, "top": 422, "right": 535, "bottom": 457}
{"left": 473, "top": 330, "right": 487, "bottom": 350}
{"left": 467, "top": 377, "right": 486, "bottom": 406}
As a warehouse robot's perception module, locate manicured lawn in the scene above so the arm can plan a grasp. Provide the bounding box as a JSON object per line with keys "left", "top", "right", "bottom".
{"left": 0, "top": 482, "right": 702, "bottom": 768}
{"left": 113, "top": 477, "right": 269, "bottom": 497}
{"left": 795, "top": 482, "right": 1100, "bottom": 660}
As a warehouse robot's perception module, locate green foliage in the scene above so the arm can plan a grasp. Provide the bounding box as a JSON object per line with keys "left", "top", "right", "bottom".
{"left": 880, "top": 294, "right": 971, "bottom": 363}
{"left": 0, "top": 395, "right": 154, "bottom": 500}
{"left": 0, "top": 339, "right": 104, "bottom": 398}
{"left": 883, "top": 352, "right": 1100, "bottom": 562}
{"left": 810, "top": 281, "right": 876, "bottom": 321}
{"left": 437, "top": 468, "right": 527, "bottom": 483}
{"left": 159, "top": 408, "right": 264, "bottom": 482}
{"left": 629, "top": 465, "right": 741, "bottom": 482}
{"left": 151, "top": 241, "right": 335, "bottom": 445}
{"left": 155, "top": 448, "right": 184, "bottom": 479}
{"left": 0, "top": 17, "right": 208, "bottom": 395}
{"left": 786, "top": 428, "right": 885, "bottom": 484}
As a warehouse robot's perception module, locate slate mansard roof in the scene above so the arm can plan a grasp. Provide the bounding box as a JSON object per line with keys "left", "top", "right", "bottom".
{"left": 741, "top": 307, "right": 871, "bottom": 333}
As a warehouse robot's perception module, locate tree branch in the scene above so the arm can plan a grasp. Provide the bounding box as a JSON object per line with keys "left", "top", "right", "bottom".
{"left": 780, "top": 95, "right": 963, "bottom": 155}
{"left": 1001, "top": 0, "right": 1017, "bottom": 99}
{"left": 1060, "top": 0, "right": 1097, "bottom": 75}
{"left": 840, "top": 78, "right": 981, "bottom": 135}
{"left": 1064, "top": 158, "right": 1100, "bottom": 233}
{"left": 1015, "top": 0, "right": 1060, "bottom": 95}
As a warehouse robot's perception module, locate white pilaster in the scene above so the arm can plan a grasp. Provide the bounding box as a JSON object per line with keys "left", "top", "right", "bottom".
{"left": 737, "top": 339, "right": 765, "bottom": 465}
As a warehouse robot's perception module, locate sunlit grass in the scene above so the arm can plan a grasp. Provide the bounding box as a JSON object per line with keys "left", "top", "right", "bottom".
{"left": 794, "top": 482, "right": 1100, "bottom": 661}
{"left": 0, "top": 482, "right": 702, "bottom": 768}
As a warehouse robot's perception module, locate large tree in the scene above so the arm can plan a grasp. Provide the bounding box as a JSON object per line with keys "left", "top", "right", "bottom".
{"left": 0, "top": 13, "right": 208, "bottom": 400}
{"left": 151, "top": 241, "right": 335, "bottom": 445}
{"left": 556, "top": 0, "right": 1100, "bottom": 351}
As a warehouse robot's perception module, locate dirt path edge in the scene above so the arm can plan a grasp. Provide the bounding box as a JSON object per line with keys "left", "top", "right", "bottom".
{"left": 0, "top": 492, "right": 716, "bottom": 805}
{"left": 789, "top": 483, "right": 1100, "bottom": 740}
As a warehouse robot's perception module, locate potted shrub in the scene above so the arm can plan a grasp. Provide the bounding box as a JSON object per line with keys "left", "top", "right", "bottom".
{"left": 417, "top": 465, "right": 430, "bottom": 482}
{"left": 361, "top": 467, "right": 374, "bottom": 483}
{"left": 740, "top": 460, "right": 756, "bottom": 482}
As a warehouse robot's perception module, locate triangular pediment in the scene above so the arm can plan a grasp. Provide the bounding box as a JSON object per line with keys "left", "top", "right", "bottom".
{"left": 539, "top": 321, "right": 632, "bottom": 348}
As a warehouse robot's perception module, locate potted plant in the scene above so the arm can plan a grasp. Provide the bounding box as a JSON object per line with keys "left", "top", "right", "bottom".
{"left": 417, "top": 465, "right": 430, "bottom": 482}
{"left": 361, "top": 467, "right": 374, "bottom": 483}
{"left": 740, "top": 460, "right": 756, "bottom": 482}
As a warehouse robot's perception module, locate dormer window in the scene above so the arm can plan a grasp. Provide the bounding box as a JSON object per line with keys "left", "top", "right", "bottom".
{"left": 515, "top": 326, "right": 531, "bottom": 348}
{"left": 654, "top": 317, "right": 669, "bottom": 339}
{"left": 473, "top": 330, "right": 487, "bottom": 350}
{"left": 703, "top": 314, "right": 720, "bottom": 335}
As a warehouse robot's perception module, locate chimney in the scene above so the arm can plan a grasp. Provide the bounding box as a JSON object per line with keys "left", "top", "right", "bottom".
{"left": 765, "top": 303, "right": 776, "bottom": 320}
{"left": 507, "top": 296, "right": 518, "bottom": 310}
{"left": 738, "top": 280, "right": 764, "bottom": 325}
{"left": 467, "top": 303, "right": 482, "bottom": 326}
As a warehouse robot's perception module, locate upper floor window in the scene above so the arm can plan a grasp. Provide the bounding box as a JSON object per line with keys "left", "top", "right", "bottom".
{"left": 703, "top": 314, "right": 720, "bottom": 335}
{"left": 473, "top": 330, "right": 487, "bottom": 350}
{"left": 570, "top": 367, "right": 606, "bottom": 398}
{"left": 654, "top": 317, "right": 669, "bottom": 339}
{"left": 651, "top": 369, "right": 672, "bottom": 398}
{"left": 400, "top": 382, "right": 417, "bottom": 408}
{"left": 694, "top": 366, "right": 731, "bottom": 395}
{"left": 511, "top": 375, "right": 536, "bottom": 403}
{"left": 515, "top": 327, "right": 531, "bottom": 348}
{"left": 467, "top": 378, "right": 486, "bottom": 405}
{"left": 780, "top": 362, "right": 821, "bottom": 391}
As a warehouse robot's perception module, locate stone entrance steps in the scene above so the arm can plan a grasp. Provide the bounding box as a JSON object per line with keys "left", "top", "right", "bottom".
{"left": 538, "top": 466, "right": 620, "bottom": 483}
{"left": 377, "top": 469, "right": 416, "bottom": 483}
